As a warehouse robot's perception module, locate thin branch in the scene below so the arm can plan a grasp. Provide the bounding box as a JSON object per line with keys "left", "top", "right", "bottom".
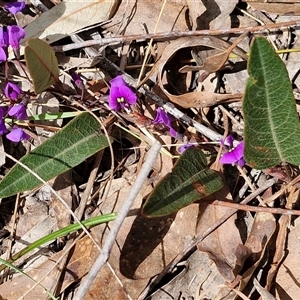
{"left": 207, "top": 200, "right": 300, "bottom": 216}
{"left": 53, "top": 20, "right": 300, "bottom": 52}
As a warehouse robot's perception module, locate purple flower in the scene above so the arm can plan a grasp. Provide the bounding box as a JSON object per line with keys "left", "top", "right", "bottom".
{"left": 6, "top": 127, "right": 29, "bottom": 142}
{"left": 0, "top": 106, "right": 7, "bottom": 118}
{"left": 153, "top": 107, "right": 172, "bottom": 127}
{"left": 219, "top": 135, "right": 245, "bottom": 167}
{"left": 0, "top": 119, "right": 7, "bottom": 135}
{"left": 7, "top": 25, "right": 25, "bottom": 49}
{"left": 0, "top": 27, "right": 9, "bottom": 49}
{"left": 8, "top": 103, "right": 28, "bottom": 120}
{"left": 108, "top": 75, "right": 137, "bottom": 111}
{"left": 4, "top": 82, "right": 22, "bottom": 100}
{"left": 0, "top": 48, "right": 6, "bottom": 63}
{"left": 178, "top": 143, "right": 195, "bottom": 154}
{"left": 5, "top": 1, "right": 25, "bottom": 14}
{"left": 71, "top": 72, "right": 84, "bottom": 90}
{"left": 153, "top": 107, "right": 179, "bottom": 138}
{"left": 0, "top": 107, "right": 8, "bottom": 135}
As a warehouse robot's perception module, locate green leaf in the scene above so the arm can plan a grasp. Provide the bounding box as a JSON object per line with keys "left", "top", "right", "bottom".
{"left": 25, "top": 38, "right": 59, "bottom": 94}
{"left": 243, "top": 36, "right": 300, "bottom": 169}
{"left": 142, "top": 147, "right": 223, "bottom": 217}
{"left": 0, "top": 113, "right": 110, "bottom": 198}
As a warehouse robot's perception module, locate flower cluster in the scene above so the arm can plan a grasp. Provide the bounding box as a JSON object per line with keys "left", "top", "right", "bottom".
{"left": 219, "top": 135, "right": 245, "bottom": 167}
{"left": 107, "top": 75, "right": 183, "bottom": 139}
{"left": 0, "top": 25, "right": 25, "bottom": 61}
{"left": 0, "top": 81, "right": 29, "bottom": 142}
{"left": 0, "top": 7, "right": 29, "bottom": 142}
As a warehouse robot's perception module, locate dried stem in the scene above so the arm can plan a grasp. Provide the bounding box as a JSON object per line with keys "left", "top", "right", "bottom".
{"left": 53, "top": 20, "right": 300, "bottom": 52}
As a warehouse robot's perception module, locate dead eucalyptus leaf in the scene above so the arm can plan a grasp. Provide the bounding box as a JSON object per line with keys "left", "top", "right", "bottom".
{"left": 197, "top": 186, "right": 245, "bottom": 281}
{"left": 202, "top": 32, "right": 249, "bottom": 73}
{"left": 148, "top": 36, "right": 246, "bottom": 108}
{"left": 237, "top": 212, "right": 276, "bottom": 297}
{"left": 163, "top": 89, "right": 243, "bottom": 109}
{"left": 144, "top": 36, "right": 246, "bottom": 86}
{"left": 0, "top": 235, "right": 98, "bottom": 299}
{"left": 9, "top": 0, "right": 120, "bottom": 59}
{"left": 245, "top": 0, "right": 300, "bottom": 14}
{"left": 253, "top": 278, "right": 276, "bottom": 300}
{"left": 180, "top": 32, "right": 248, "bottom": 74}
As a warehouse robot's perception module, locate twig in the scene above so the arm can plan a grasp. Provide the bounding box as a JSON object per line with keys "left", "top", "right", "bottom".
{"left": 73, "top": 140, "right": 162, "bottom": 300}
{"left": 206, "top": 199, "right": 300, "bottom": 216}
{"left": 53, "top": 20, "right": 300, "bottom": 52}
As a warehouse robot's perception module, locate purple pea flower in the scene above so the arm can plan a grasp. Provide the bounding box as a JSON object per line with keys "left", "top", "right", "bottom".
{"left": 8, "top": 103, "right": 28, "bottom": 120}
{"left": 6, "top": 127, "right": 30, "bottom": 142}
{"left": 4, "top": 82, "right": 22, "bottom": 100}
{"left": 0, "top": 27, "right": 9, "bottom": 49}
{"left": 71, "top": 72, "right": 84, "bottom": 90}
{"left": 0, "top": 106, "right": 7, "bottom": 118}
{"left": 0, "top": 120, "right": 7, "bottom": 135}
{"left": 219, "top": 135, "right": 245, "bottom": 167}
{"left": 0, "top": 107, "right": 8, "bottom": 134}
{"left": 108, "top": 75, "right": 137, "bottom": 111}
{"left": 0, "top": 48, "right": 6, "bottom": 63}
{"left": 153, "top": 107, "right": 179, "bottom": 138}
{"left": 5, "top": 1, "right": 25, "bottom": 14}
{"left": 7, "top": 25, "right": 26, "bottom": 49}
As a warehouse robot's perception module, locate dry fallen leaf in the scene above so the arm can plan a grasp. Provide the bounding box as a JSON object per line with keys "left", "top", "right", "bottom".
{"left": 10, "top": 0, "right": 120, "bottom": 58}
{"left": 90, "top": 173, "right": 198, "bottom": 299}
{"left": 148, "top": 250, "right": 236, "bottom": 300}
{"left": 244, "top": 0, "right": 300, "bottom": 14}
{"left": 196, "top": 185, "right": 244, "bottom": 282}
{"left": 147, "top": 36, "right": 246, "bottom": 108}
{"left": 0, "top": 235, "right": 98, "bottom": 299}
{"left": 275, "top": 216, "right": 300, "bottom": 299}
{"left": 163, "top": 89, "right": 243, "bottom": 109}
{"left": 254, "top": 278, "right": 276, "bottom": 300}
{"left": 237, "top": 212, "right": 276, "bottom": 297}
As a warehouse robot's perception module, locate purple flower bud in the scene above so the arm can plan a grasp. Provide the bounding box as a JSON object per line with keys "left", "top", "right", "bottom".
{"left": 7, "top": 25, "right": 25, "bottom": 49}
{"left": 6, "top": 127, "right": 30, "bottom": 142}
{"left": 4, "top": 82, "right": 22, "bottom": 100}
{"left": 220, "top": 136, "right": 245, "bottom": 167}
{"left": 0, "top": 119, "right": 7, "bottom": 135}
{"left": 8, "top": 103, "right": 28, "bottom": 120}
{"left": 5, "top": 1, "right": 25, "bottom": 14}
{"left": 108, "top": 75, "right": 137, "bottom": 111}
